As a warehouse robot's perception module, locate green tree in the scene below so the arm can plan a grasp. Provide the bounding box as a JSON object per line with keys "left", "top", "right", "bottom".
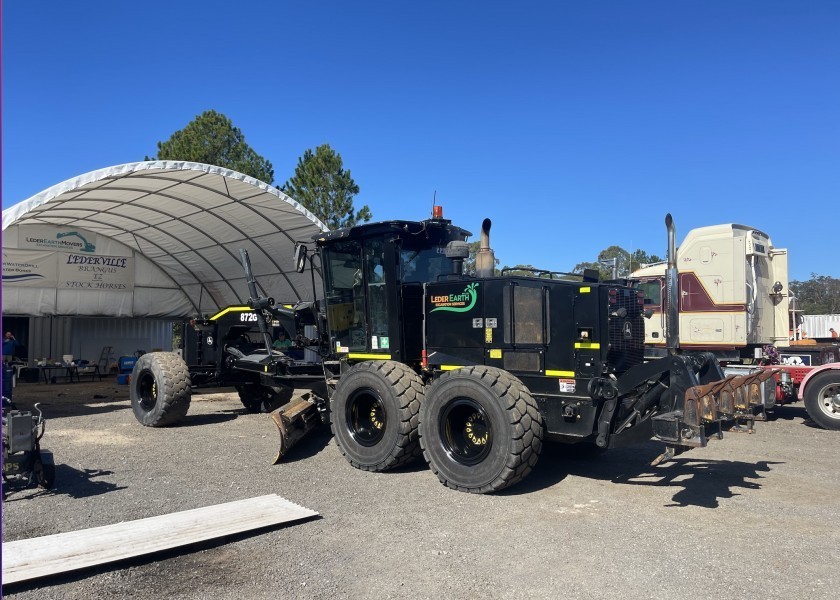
{"left": 790, "top": 274, "right": 840, "bottom": 314}
{"left": 149, "top": 110, "right": 274, "bottom": 183}
{"left": 574, "top": 246, "right": 662, "bottom": 280}
{"left": 282, "top": 144, "right": 371, "bottom": 229}
{"left": 629, "top": 249, "right": 663, "bottom": 272}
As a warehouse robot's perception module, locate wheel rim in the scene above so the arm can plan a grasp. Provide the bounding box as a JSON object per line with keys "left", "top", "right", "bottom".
{"left": 817, "top": 382, "right": 840, "bottom": 419}
{"left": 440, "top": 398, "right": 492, "bottom": 466}
{"left": 137, "top": 369, "right": 157, "bottom": 411}
{"left": 346, "top": 387, "right": 386, "bottom": 446}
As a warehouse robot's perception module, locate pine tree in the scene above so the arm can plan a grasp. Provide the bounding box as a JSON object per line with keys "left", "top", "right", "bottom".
{"left": 282, "top": 144, "right": 371, "bottom": 229}
{"left": 150, "top": 110, "right": 274, "bottom": 184}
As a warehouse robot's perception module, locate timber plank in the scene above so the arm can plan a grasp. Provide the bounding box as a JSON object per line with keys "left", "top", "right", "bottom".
{"left": 2, "top": 494, "right": 317, "bottom": 585}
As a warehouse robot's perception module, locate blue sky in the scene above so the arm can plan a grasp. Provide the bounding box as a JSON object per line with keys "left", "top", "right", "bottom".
{"left": 3, "top": 1, "right": 838, "bottom": 281}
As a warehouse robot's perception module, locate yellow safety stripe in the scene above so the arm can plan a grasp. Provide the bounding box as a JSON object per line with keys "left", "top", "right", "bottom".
{"left": 574, "top": 342, "right": 600, "bottom": 350}
{"left": 347, "top": 353, "right": 393, "bottom": 360}
{"left": 546, "top": 370, "right": 575, "bottom": 378}
{"left": 580, "top": 287, "right": 591, "bottom": 293}
{"left": 209, "top": 306, "right": 252, "bottom": 320}
{"left": 440, "top": 365, "right": 464, "bottom": 371}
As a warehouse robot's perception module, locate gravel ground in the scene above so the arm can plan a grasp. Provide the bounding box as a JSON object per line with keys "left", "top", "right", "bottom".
{"left": 2, "top": 378, "right": 838, "bottom": 599}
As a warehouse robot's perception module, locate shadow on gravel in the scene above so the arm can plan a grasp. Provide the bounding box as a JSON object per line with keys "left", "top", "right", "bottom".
{"left": 14, "top": 400, "right": 130, "bottom": 420}
{"left": 174, "top": 412, "right": 239, "bottom": 427}
{"left": 503, "top": 442, "right": 782, "bottom": 508}
{"left": 3, "top": 465, "right": 125, "bottom": 503}
{"left": 275, "top": 428, "right": 333, "bottom": 463}
{"left": 1, "top": 515, "right": 322, "bottom": 595}
{"left": 768, "top": 405, "right": 827, "bottom": 429}
{"left": 766, "top": 405, "right": 809, "bottom": 422}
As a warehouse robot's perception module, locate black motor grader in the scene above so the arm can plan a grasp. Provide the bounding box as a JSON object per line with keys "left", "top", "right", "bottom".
{"left": 130, "top": 210, "right": 772, "bottom": 493}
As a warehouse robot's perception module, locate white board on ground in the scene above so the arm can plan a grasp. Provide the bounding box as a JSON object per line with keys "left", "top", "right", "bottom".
{"left": 2, "top": 494, "right": 318, "bottom": 585}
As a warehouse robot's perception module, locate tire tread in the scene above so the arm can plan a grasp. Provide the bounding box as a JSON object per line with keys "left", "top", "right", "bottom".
{"left": 331, "top": 360, "right": 424, "bottom": 471}
{"left": 421, "top": 366, "right": 543, "bottom": 494}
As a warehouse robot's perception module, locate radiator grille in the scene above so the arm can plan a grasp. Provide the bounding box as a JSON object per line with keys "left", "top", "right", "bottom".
{"left": 607, "top": 287, "right": 645, "bottom": 375}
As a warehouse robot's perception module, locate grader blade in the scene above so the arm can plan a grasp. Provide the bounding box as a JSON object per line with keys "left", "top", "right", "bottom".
{"left": 270, "top": 392, "right": 322, "bottom": 464}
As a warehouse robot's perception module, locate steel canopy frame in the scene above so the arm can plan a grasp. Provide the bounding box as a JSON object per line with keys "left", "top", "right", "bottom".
{"left": 2, "top": 161, "right": 328, "bottom": 317}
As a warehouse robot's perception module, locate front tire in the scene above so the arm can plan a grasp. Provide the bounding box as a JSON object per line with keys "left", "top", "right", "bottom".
{"left": 130, "top": 352, "right": 192, "bottom": 426}
{"left": 330, "top": 361, "right": 424, "bottom": 471}
{"left": 804, "top": 371, "right": 840, "bottom": 430}
{"left": 420, "top": 366, "right": 543, "bottom": 494}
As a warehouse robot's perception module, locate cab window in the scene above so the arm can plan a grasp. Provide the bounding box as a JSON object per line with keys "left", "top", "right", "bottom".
{"left": 637, "top": 279, "right": 662, "bottom": 306}
{"left": 323, "top": 240, "right": 366, "bottom": 351}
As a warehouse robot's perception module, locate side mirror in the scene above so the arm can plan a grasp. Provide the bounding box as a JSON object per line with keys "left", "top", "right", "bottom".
{"left": 294, "top": 244, "right": 308, "bottom": 274}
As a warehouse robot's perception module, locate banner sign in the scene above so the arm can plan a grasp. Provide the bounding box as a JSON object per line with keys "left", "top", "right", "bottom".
{"left": 2, "top": 249, "right": 59, "bottom": 287}
{"left": 59, "top": 253, "right": 134, "bottom": 290}
{"left": 18, "top": 224, "right": 98, "bottom": 254}
{"left": 2, "top": 249, "right": 134, "bottom": 291}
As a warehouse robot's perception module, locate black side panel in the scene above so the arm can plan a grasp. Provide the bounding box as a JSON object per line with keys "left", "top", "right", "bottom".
{"left": 400, "top": 283, "right": 425, "bottom": 364}
{"left": 573, "top": 286, "right": 602, "bottom": 378}
{"left": 544, "top": 285, "right": 576, "bottom": 375}
{"left": 425, "top": 280, "right": 485, "bottom": 351}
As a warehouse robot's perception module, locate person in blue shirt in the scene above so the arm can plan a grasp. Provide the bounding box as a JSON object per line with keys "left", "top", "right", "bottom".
{"left": 3, "top": 332, "right": 19, "bottom": 362}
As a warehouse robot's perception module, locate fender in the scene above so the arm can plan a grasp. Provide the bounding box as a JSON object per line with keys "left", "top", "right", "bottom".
{"left": 797, "top": 363, "right": 840, "bottom": 401}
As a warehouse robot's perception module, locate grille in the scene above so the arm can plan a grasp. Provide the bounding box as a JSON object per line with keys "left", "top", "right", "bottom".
{"left": 607, "top": 287, "right": 645, "bottom": 374}
{"left": 503, "top": 351, "right": 541, "bottom": 373}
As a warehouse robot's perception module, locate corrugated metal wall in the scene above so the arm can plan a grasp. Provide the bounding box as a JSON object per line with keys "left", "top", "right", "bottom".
{"left": 801, "top": 315, "right": 840, "bottom": 339}
{"left": 28, "top": 317, "right": 72, "bottom": 364}
{"left": 27, "top": 317, "right": 173, "bottom": 367}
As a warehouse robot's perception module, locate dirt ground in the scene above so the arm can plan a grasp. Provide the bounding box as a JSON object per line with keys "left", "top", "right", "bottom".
{"left": 2, "top": 377, "right": 839, "bottom": 599}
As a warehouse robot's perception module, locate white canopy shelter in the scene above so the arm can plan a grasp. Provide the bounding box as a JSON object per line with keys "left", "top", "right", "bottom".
{"left": 2, "top": 161, "right": 328, "bottom": 318}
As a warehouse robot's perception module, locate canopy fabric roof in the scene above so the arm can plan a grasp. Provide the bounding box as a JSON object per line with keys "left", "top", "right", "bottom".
{"left": 2, "top": 161, "right": 328, "bottom": 317}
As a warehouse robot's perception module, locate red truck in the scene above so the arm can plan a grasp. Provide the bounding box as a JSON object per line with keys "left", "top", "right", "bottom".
{"left": 769, "top": 360, "right": 840, "bottom": 430}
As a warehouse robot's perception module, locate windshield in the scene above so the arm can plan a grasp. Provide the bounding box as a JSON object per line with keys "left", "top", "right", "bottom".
{"left": 636, "top": 279, "right": 662, "bottom": 306}
{"left": 400, "top": 246, "right": 451, "bottom": 283}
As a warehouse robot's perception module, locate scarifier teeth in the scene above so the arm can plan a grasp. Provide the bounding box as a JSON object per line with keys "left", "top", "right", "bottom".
{"left": 683, "top": 369, "right": 779, "bottom": 426}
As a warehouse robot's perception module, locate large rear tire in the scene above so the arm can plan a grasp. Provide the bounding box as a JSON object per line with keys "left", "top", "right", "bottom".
{"left": 330, "top": 361, "right": 424, "bottom": 471}
{"left": 420, "top": 366, "right": 543, "bottom": 494}
{"left": 804, "top": 371, "right": 840, "bottom": 430}
{"left": 130, "top": 352, "right": 191, "bottom": 426}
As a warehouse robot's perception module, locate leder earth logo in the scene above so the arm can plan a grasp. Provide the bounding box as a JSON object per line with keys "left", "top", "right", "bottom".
{"left": 430, "top": 282, "right": 479, "bottom": 313}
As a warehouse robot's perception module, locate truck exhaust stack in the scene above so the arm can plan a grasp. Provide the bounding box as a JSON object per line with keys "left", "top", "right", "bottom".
{"left": 475, "top": 218, "right": 495, "bottom": 278}
{"left": 665, "top": 214, "right": 680, "bottom": 355}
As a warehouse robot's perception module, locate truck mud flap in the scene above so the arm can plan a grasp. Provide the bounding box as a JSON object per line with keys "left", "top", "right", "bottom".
{"left": 651, "top": 369, "right": 779, "bottom": 454}
{"left": 269, "top": 392, "right": 324, "bottom": 464}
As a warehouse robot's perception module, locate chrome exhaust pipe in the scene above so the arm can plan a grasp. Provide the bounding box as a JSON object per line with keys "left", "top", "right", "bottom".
{"left": 665, "top": 214, "right": 680, "bottom": 355}
{"left": 475, "top": 218, "right": 496, "bottom": 278}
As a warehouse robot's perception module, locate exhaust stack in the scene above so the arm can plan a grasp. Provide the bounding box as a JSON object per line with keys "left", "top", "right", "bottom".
{"left": 475, "top": 218, "right": 496, "bottom": 278}
{"left": 665, "top": 214, "right": 680, "bottom": 355}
